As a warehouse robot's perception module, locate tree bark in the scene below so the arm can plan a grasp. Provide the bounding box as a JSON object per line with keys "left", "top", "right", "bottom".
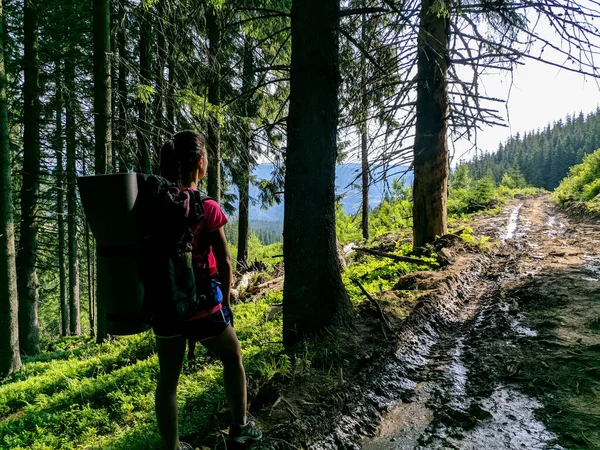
{"left": 283, "top": 0, "right": 353, "bottom": 347}
{"left": 93, "top": 0, "right": 112, "bottom": 175}
{"left": 153, "top": 0, "right": 167, "bottom": 164}
{"left": 236, "top": 39, "right": 253, "bottom": 270}
{"left": 165, "top": 9, "right": 175, "bottom": 135}
{"left": 55, "top": 71, "right": 69, "bottom": 336}
{"left": 361, "top": 127, "right": 369, "bottom": 239}
{"left": 236, "top": 158, "right": 250, "bottom": 269}
{"left": 360, "top": 11, "right": 369, "bottom": 240}
{"left": 116, "top": 0, "right": 128, "bottom": 172}
{"left": 85, "top": 220, "right": 95, "bottom": 338}
{"left": 0, "top": 0, "right": 22, "bottom": 376}
{"left": 137, "top": 5, "right": 152, "bottom": 173}
{"left": 93, "top": 0, "right": 112, "bottom": 342}
{"left": 206, "top": 5, "right": 221, "bottom": 202}
{"left": 17, "top": 0, "right": 40, "bottom": 356}
{"left": 412, "top": 0, "right": 450, "bottom": 247}
{"left": 110, "top": 0, "right": 118, "bottom": 172}
{"left": 66, "top": 0, "right": 81, "bottom": 336}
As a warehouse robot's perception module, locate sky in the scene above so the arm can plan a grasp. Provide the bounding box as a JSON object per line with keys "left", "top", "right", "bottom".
{"left": 452, "top": 61, "right": 600, "bottom": 164}
{"left": 452, "top": 12, "right": 600, "bottom": 165}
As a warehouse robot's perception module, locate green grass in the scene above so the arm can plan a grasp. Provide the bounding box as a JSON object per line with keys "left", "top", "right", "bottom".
{"left": 1, "top": 182, "right": 520, "bottom": 450}
{"left": 553, "top": 147, "right": 600, "bottom": 209}
{"left": 0, "top": 291, "right": 284, "bottom": 450}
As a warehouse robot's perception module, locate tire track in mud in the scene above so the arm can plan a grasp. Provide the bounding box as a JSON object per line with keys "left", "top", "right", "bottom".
{"left": 311, "top": 196, "right": 597, "bottom": 450}
{"left": 361, "top": 241, "right": 559, "bottom": 450}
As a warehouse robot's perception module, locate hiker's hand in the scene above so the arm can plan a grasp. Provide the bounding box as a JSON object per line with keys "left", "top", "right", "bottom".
{"left": 228, "top": 307, "right": 234, "bottom": 328}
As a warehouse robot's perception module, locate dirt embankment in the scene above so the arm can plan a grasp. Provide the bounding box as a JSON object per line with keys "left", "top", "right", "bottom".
{"left": 255, "top": 196, "right": 600, "bottom": 450}
{"left": 359, "top": 196, "right": 600, "bottom": 450}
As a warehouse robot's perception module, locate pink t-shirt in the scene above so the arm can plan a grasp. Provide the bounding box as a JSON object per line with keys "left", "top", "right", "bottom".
{"left": 192, "top": 199, "right": 228, "bottom": 276}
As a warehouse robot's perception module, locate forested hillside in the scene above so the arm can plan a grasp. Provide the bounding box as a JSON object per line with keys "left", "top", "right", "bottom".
{"left": 465, "top": 108, "right": 600, "bottom": 189}
{"left": 1, "top": 0, "right": 600, "bottom": 448}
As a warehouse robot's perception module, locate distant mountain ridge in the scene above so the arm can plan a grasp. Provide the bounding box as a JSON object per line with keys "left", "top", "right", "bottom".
{"left": 465, "top": 108, "right": 600, "bottom": 190}
{"left": 241, "top": 163, "right": 413, "bottom": 223}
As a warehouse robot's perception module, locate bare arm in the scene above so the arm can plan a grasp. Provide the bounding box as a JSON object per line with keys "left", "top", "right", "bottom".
{"left": 210, "top": 227, "right": 232, "bottom": 307}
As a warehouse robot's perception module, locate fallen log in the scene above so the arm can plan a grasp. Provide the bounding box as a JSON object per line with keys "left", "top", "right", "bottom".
{"left": 355, "top": 247, "right": 434, "bottom": 266}
{"left": 351, "top": 278, "right": 393, "bottom": 337}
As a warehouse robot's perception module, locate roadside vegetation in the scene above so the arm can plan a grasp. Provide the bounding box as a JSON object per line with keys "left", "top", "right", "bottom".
{"left": 553, "top": 147, "right": 600, "bottom": 214}
{"left": 0, "top": 175, "right": 536, "bottom": 449}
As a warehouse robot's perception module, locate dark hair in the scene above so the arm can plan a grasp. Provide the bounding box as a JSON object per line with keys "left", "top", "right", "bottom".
{"left": 160, "top": 130, "right": 206, "bottom": 186}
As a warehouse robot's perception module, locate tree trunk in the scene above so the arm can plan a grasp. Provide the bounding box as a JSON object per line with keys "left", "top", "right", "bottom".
{"left": 412, "top": 0, "right": 450, "bottom": 247}
{"left": 236, "top": 39, "right": 253, "bottom": 270}
{"left": 165, "top": 11, "right": 175, "bottom": 135}
{"left": 55, "top": 72, "right": 69, "bottom": 336}
{"left": 206, "top": 5, "right": 221, "bottom": 201}
{"left": 110, "top": 0, "right": 117, "bottom": 172}
{"left": 137, "top": 5, "right": 152, "bottom": 173}
{"left": 116, "top": 0, "right": 128, "bottom": 172}
{"left": 152, "top": 0, "right": 167, "bottom": 165}
{"left": 17, "top": 0, "right": 40, "bottom": 356}
{"left": 85, "top": 221, "right": 95, "bottom": 338}
{"left": 0, "top": 0, "right": 22, "bottom": 376}
{"left": 236, "top": 159, "right": 250, "bottom": 269}
{"left": 360, "top": 11, "right": 369, "bottom": 240}
{"left": 361, "top": 128, "right": 369, "bottom": 239}
{"left": 93, "top": 0, "right": 112, "bottom": 175}
{"left": 283, "top": 0, "right": 352, "bottom": 347}
{"left": 66, "top": 0, "right": 81, "bottom": 336}
{"left": 93, "top": 0, "right": 112, "bottom": 342}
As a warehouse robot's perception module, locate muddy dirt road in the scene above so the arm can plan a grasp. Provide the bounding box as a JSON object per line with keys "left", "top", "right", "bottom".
{"left": 359, "top": 196, "right": 600, "bottom": 450}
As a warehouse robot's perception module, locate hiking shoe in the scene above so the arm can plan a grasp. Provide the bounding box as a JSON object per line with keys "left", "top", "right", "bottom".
{"left": 229, "top": 420, "right": 263, "bottom": 444}
{"left": 178, "top": 442, "right": 194, "bottom": 450}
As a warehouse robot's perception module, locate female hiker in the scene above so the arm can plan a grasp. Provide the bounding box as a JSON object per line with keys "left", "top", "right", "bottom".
{"left": 153, "top": 130, "right": 262, "bottom": 450}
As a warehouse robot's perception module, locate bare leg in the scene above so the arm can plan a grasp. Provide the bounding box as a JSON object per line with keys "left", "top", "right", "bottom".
{"left": 202, "top": 326, "right": 247, "bottom": 424}
{"left": 155, "top": 335, "right": 187, "bottom": 450}
{"left": 187, "top": 339, "right": 196, "bottom": 361}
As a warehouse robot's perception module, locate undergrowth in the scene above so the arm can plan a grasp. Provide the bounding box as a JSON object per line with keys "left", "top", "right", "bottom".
{"left": 0, "top": 290, "right": 284, "bottom": 450}
{"left": 552, "top": 147, "right": 600, "bottom": 215}
{"left": 1, "top": 178, "right": 523, "bottom": 449}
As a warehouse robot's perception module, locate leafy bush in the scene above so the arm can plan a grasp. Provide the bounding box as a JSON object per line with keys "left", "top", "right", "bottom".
{"left": 247, "top": 233, "right": 283, "bottom": 269}
{"left": 553, "top": 148, "right": 600, "bottom": 205}
{"left": 0, "top": 291, "right": 286, "bottom": 450}
{"left": 336, "top": 203, "right": 364, "bottom": 245}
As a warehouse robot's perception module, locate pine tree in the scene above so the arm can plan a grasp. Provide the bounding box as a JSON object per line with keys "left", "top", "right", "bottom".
{"left": 17, "top": 0, "right": 41, "bottom": 355}
{"left": 412, "top": 0, "right": 449, "bottom": 247}
{"left": 65, "top": 0, "right": 81, "bottom": 336}
{"left": 283, "top": 0, "right": 352, "bottom": 346}
{"left": 54, "top": 70, "right": 69, "bottom": 336}
{"left": 93, "top": 0, "right": 112, "bottom": 342}
{"left": 206, "top": 4, "right": 222, "bottom": 202}
{"left": 0, "top": 0, "right": 22, "bottom": 376}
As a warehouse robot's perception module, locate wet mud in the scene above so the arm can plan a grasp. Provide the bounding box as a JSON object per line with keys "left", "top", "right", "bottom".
{"left": 258, "top": 196, "right": 600, "bottom": 449}
{"left": 359, "top": 197, "right": 600, "bottom": 450}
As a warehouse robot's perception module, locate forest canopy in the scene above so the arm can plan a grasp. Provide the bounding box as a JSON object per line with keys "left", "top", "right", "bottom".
{"left": 1, "top": 0, "right": 600, "bottom": 373}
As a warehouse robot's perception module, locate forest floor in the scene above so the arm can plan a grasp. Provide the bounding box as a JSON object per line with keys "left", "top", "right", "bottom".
{"left": 3, "top": 195, "right": 598, "bottom": 450}
{"left": 258, "top": 195, "right": 600, "bottom": 449}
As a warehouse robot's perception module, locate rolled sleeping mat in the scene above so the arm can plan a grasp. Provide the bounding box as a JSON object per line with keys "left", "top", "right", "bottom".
{"left": 77, "top": 172, "right": 150, "bottom": 335}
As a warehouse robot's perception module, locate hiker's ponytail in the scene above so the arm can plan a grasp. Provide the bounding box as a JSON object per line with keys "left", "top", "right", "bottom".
{"left": 160, "top": 139, "right": 178, "bottom": 183}
{"left": 159, "top": 131, "right": 206, "bottom": 187}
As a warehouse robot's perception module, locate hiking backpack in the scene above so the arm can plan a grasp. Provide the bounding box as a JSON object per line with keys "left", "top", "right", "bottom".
{"left": 136, "top": 174, "right": 214, "bottom": 322}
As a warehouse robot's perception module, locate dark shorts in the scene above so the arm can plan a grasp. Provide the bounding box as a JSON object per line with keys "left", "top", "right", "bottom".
{"left": 153, "top": 305, "right": 232, "bottom": 341}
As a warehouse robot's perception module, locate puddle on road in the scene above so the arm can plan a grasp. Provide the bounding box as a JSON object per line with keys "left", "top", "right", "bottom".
{"left": 447, "top": 339, "right": 469, "bottom": 409}
{"left": 501, "top": 203, "right": 523, "bottom": 243}
{"left": 498, "top": 303, "right": 538, "bottom": 337}
{"left": 361, "top": 384, "right": 434, "bottom": 450}
{"left": 547, "top": 216, "right": 565, "bottom": 229}
{"left": 362, "top": 382, "right": 556, "bottom": 450}
{"left": 433, "top": 387, "right": 563, "bottom": 450}
{"left": 581, "top": 255, "right": 600, "bottom": 281}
